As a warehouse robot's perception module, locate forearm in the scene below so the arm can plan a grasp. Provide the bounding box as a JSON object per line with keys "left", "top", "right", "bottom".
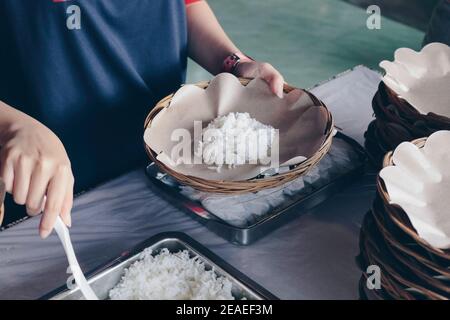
{"left": 186, "top": 1, "right": 240, "bottom": 75}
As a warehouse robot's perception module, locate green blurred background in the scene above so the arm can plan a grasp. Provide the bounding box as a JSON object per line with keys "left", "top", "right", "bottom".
{"left": 187, "top": 0, "right": 435, "bottom": 88}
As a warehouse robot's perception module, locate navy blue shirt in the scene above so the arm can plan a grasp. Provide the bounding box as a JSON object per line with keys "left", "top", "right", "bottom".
{"left": 0, "top": 0, "right": 188, "bottom": 192}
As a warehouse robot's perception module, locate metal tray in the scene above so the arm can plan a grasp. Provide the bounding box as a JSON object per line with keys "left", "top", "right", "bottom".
{"left": 41, "top": 232, "right": 277, "bottom": 300}
{"left": 145, "top": 133, "right": 366, "bottom": 246}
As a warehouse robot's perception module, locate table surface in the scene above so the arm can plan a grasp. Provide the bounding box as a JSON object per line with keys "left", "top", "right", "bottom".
{"left": 0, "top": 66, "right": 381, "bottom": 300}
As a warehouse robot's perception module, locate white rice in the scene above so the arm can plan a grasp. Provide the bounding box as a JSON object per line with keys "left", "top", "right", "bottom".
{"left": 196, "top": 112, "right": 276, "bottom": 171}
{"left": 109, "top": 248, "right": 235, "bottom": 300}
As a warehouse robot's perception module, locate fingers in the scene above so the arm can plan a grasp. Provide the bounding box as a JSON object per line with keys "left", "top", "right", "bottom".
{"left": 0, "top": 120, "right": 74, "bottom": 237}
{"left": 270, "top": 73, "right": 285, "bottom": 99}
{"left": 60, "top": 177, "right": 74, "bottom": 228}
{"left": 234, "top": 61, "right": 285, "bottom": 98}
{"left": 26, "top": 161, "right": 52, "bottom": 216}
{"left": 0, "top": 147, "right": 74, "bottom": 238}
{"left": 0, "top": 148, "right": 15, "bottom": 194}
{"left": 12, "top": 155, "right": 33, "bottom": 205}
{"left": 258, "top": 63, "right": 285, "bottom": 98}
{"left": 39, "top": 166, "right": 71, "bottom": 239}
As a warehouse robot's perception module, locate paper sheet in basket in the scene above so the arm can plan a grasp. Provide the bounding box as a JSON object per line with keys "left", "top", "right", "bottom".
{"left": 144, "top": 73, "right": 329, "bottom": 181}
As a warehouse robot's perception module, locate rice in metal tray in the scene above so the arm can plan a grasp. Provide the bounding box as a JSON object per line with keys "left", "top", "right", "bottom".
{"left": 109, "top": 248, "right": 235, "bottom": 300}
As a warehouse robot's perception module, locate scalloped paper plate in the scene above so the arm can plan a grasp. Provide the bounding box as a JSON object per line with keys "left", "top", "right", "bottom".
{"left": 380, "top": 42, "right": 450, "bottom": 118}
{"left": 380, "top": 130, "right": 450, "bottom": 249}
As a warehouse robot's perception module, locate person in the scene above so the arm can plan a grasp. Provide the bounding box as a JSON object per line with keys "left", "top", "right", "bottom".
{"left": 423, "top": 0, "right": 450, "bottom": 46}
{"left": 0, "top": 0, "right": 285, "bottom": 238}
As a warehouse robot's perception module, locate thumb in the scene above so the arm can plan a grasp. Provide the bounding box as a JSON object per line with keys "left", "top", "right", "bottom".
{"left": 259, "top": 64, "right": 285, "bottom": 98}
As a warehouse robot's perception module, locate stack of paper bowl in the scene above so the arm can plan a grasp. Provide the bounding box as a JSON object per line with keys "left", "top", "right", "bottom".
{"left": 358, "top": 137, "right": 450, "bottom": 300}
{"left": 144, "top": 78, "right": 334, "bottom": 194}
{"left": 364, "top": 82, "right": 450, "bottom": 167}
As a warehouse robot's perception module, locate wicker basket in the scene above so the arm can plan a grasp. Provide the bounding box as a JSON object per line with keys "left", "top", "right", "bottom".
{"left": 144, "top": 78, "right": 334, "bottom": 194}
{"left": 359, "top": 137, "right": 450, "bottom": 300}
{"left": 364, "top": 82, "right": 450, "bottom": 167}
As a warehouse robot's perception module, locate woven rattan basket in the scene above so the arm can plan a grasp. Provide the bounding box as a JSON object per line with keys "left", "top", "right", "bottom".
{"left": 359, "top": 137, "right": 450, "bottom": 300}
{"left": 144, "top": 78, "right": 334, "bottom": 194}
{"left": 364, "top": 82, "right": 450, "bottom": 167}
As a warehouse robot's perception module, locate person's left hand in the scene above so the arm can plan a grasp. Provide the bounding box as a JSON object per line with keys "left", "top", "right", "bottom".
{"left": 234, "top": 61, "right": 285, "bottom": 98}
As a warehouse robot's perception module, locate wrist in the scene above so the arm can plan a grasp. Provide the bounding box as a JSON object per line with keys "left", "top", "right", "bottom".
{"left": 0, "top": 120, "right": 17, "bottom": 147}
{"left": 221, "top": 52, "right": 253, "bottom": 75}
{"left": 0, "top": 101, "right": 39, "bottom": 146}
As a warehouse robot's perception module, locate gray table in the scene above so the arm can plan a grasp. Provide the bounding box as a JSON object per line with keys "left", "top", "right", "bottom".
{"left": 0, "top": 66, "right": 381, "bottom": 300}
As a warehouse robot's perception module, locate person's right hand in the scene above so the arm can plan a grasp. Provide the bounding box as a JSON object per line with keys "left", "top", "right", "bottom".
{"left": 0, "top": 117, "right": 73, "bottom": 238}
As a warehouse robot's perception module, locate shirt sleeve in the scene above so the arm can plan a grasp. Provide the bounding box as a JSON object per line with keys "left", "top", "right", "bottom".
{"left": 185, "top": 0, "right": 201, "bottom": 5}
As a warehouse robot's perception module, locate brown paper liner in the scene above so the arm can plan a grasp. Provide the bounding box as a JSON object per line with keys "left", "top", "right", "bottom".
{"left": 144, "top": 78, "right": 334, "bottom": 194}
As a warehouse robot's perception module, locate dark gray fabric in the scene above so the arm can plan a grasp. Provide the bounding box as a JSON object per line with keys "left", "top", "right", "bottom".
{"left": 0, "top": 66, "right": 381, "bottom": 300}
{"left": 423, "top": 0, "right": 450, "bottom": 46}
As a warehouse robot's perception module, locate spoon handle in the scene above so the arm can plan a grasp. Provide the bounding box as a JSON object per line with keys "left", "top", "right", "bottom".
{"left": 54, "top": 217, "right": 99, "bottom": 300}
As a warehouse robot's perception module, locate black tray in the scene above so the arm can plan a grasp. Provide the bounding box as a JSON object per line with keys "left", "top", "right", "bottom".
{"left": 145, "top": 132, "right": 366, "bottom": 246}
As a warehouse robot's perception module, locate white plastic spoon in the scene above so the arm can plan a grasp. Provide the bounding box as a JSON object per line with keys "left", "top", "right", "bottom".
{"left": 54, "top": 216, "right": 99, "bottom": 300}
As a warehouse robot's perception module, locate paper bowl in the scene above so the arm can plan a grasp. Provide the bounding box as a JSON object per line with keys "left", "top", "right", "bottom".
{"left": 380, "top": 43, "right": 450, "bottom": 118}
{"left": 144, "top": 77, "right": 334, "bottom": 194}
{"left": 379, "top": 133, "right": 450, "bottom": 252}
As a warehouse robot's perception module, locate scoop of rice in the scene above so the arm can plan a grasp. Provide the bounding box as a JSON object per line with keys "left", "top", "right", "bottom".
{"left": 109, "top": 249, "right": 235, "bottom": 300}
{"left": 196, "top": 112, "right": 276, "bottom": 171}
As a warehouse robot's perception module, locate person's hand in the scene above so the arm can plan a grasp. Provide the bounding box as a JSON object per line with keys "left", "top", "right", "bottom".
{"left": 234, "top": 61, "right": 285, "bottom": 98}
{"left": 0, "top": 117, "right": 73, "bottom": 238}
